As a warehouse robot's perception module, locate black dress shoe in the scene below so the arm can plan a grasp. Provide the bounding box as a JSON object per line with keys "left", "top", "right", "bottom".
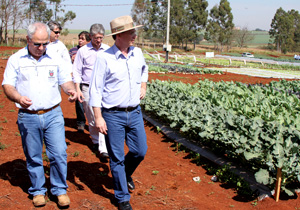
{"left": 100, "top": 152, "right": 109, "bottom": 158}
{"left": 77, "top": 124, "right": 85, "bottom": 133}
{"left": 119, "top": 201, "right": 132, "bottom": 210}
{"left": 127, "top": 178, "right": 135, "bottom": 191}
{"left": 91, "top": 144, "right": 99, "bottom": 153}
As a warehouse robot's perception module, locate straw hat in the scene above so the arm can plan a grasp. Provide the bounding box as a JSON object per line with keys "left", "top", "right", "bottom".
{"left": 107, "top": 15, "right": 143, "bottom": 36}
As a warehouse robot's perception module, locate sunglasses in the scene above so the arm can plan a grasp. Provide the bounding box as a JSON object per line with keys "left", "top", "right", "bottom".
{"left": 32, "top": 42, "right": 49, "bottom": 47}
{"left": 52, "top": 30, "right": 60, "bottom": 34}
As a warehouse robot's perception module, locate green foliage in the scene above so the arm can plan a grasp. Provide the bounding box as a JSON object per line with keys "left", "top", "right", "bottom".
{"left": 143, "top": 0, "right": 165, "bottom": 39}
{"left": 170, "top": 0, "right": 208, "bottom": 49}
{"left": 156, "top": 126, "right": 162, "bottom": 133}
{"left": 152, "top": 170, "right": 159, "bottom": 175}
{"left": 143, "top": 0, "right": 208, "bottom": 50}
{"left": 205, "top": 0, "right": 234, "bottom": 51}
{"left": 131, "top": 0, "right": 148, "bottom": 43}
{"left": 141, "top": 79, "right": 300, "bottom": 195}
{"left": 233, "top": 27, "right": 255, "bottom": 48}
{"left": 147, "top": 62, "right": 223, "bottom": 74}
{"left": 0, "top": 142, "right": 7, "bottom": 150}
{"left": 2, "top": 117, "right": 7, "bottom": 123}
{"left": 207, "top": 163, "right": 253, "bottom": 196}
{"left": 72, "top": 151, "right": 80, "bottom": 157}
{"left": 28, "top": 0, "right": 76, "bottom": 32}
{"left": 150, "top": 185, "right": 156, "bottom": 191}
{"left": 42, "top": 151, "right": 49, "bottom": 162}
{"left": 254, "top": 169, "right": 270, "bottom": 185}
{"left": 29, "top": 0, "right": 52, "bottom": 23}
{"left": 269, "top": 8, "right": 300, "bottom": 53}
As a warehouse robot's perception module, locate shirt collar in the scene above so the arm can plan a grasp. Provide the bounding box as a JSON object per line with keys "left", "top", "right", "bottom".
{"left": 23, "top": 45, "right": 50, "bottom": 60}
{"left": 87, "top": 42, "right": 106, "bottom": 51}
{"left": 113, "top": 44, "right": 134, "bottom": 59}
{"left": 50, "top": 39, "right": 59, "bottom": 44}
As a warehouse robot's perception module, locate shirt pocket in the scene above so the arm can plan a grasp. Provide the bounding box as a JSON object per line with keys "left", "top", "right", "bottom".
{"left": 18, "top": 66, "right": 34, "bottom": 82}
{"left": 41, "top": 66, "right": 58, "bottom": 87}
{"left": 109, "top": 64, "right": 127, "bottom": 82}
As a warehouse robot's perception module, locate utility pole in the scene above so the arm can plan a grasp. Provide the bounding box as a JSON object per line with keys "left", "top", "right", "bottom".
{"left": 165, "top": 0, "right": 170, "bottom": 62}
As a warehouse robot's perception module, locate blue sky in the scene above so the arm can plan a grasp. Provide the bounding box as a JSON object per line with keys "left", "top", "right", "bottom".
{"left": 63, "top": 0, "right": 300, "bottom": 31}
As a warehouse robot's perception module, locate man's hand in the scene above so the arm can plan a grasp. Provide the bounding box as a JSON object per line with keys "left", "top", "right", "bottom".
{"left": 140, "top": 82, "right": 147, "bottom": 99}
{"left": 19, "top": 96, "right": 33, "bottom": 108}
{"left": 93, "top": 107, "right": 107, "bottom": 135}
{"left": 77, "top": 89, "right": 84, "bottom": 103}
{"left": 95, "top": 116, "right": 108, "bottom": 135}
{"left": 71, "top": 54, "right": 76, "bottom": 63}
{"left": 67, "top": 90, "right": 77, "bottom": 102}
{"left": 75, "top": 83, "right": 84, "bottom": 103}
{"left": 140, "top": 87, "right": 146, "bottom": 99}
{"left": 2, "top": 85, "right": 32, "bottom": 108}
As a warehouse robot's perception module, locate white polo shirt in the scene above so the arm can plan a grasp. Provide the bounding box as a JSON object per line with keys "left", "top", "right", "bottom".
{"left": 47, "top": 39, "right": 72, "bottom": 65}
{"left": 2, "top": 46, "right": 72, "bottom": 110}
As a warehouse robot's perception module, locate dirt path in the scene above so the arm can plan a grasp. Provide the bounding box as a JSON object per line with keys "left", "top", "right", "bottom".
{"left": 0, "top": 46, "right": 300, "bottom": 209}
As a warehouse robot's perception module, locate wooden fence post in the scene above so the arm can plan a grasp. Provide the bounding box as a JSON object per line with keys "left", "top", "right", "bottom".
{"left": 274, "top": 168, "right": 282, "bottom": 202}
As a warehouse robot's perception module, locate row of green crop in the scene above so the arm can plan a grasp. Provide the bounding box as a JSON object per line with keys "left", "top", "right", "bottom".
{"left": 144, "top": 53, "right": 300, "bottom": 71}
{"left": 141, "top": 79, "right": 300, "bottom": 195}
{"left": 196, "top": 58, "right": 300, "bottom": 71}
{"left": 148, "top": 62, "right": 223, "bottom": 74}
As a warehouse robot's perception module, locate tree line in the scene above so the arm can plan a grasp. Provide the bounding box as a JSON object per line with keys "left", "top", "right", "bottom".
{"left": 2, "top": 0, "right": 299, "bottom": 54}
{"left": 0, "top": 0, "right": 75, "bottom": 44}
{"left": 132, "top": 0, "right": 300, "bottom": 53}
{"left": 270, "top": 7, "right": 300, "bottom": 54}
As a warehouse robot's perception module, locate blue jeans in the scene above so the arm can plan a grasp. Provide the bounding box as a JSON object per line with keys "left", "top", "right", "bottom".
{"left": 102, "top": 105, "right": 147, "bottom": 203}
{"left": 17, "top": 106, "right": 68, "bottom": 196}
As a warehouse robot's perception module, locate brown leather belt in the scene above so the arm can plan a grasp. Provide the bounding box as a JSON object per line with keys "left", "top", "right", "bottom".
{"left": 20, "top": 104, "right": 60, "bottom": 115}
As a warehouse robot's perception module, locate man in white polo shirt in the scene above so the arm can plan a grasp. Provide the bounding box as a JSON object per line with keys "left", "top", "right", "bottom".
{"left": 47, "top": 20, "right": 71, "bottom": 64}
{"left": 2, "top": 22, "right": 77, "bottom": 208}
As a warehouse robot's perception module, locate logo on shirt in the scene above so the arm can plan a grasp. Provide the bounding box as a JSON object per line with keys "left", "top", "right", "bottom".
{"left": 49, "top": 70, "right": 54, "bottom": 77}
{"left": 48, "top": 70, "right": 56, "bottom": 83}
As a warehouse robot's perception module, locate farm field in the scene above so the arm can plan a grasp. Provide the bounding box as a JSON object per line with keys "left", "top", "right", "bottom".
{"left": 1, "top": 46, "right": 300, "bottom": 210}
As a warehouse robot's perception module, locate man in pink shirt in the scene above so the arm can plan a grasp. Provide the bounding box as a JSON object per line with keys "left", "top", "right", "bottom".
{"left": 72, "top": 24, "right": 109, "bottom": 158}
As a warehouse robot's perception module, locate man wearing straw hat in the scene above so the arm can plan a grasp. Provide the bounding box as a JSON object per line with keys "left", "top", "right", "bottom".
{"left": 89, "top": 15, "right": 148, "bottom": 210}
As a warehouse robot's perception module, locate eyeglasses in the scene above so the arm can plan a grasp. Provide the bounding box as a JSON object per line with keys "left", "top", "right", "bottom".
{"left": 92, "top": 35, "right": 104, "bottom": 40}
{"left": 52, "top": 30, "right": 60, "bottom": 34}
{"left": 32, "top": 42, "right": 49, "bottom": 47}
